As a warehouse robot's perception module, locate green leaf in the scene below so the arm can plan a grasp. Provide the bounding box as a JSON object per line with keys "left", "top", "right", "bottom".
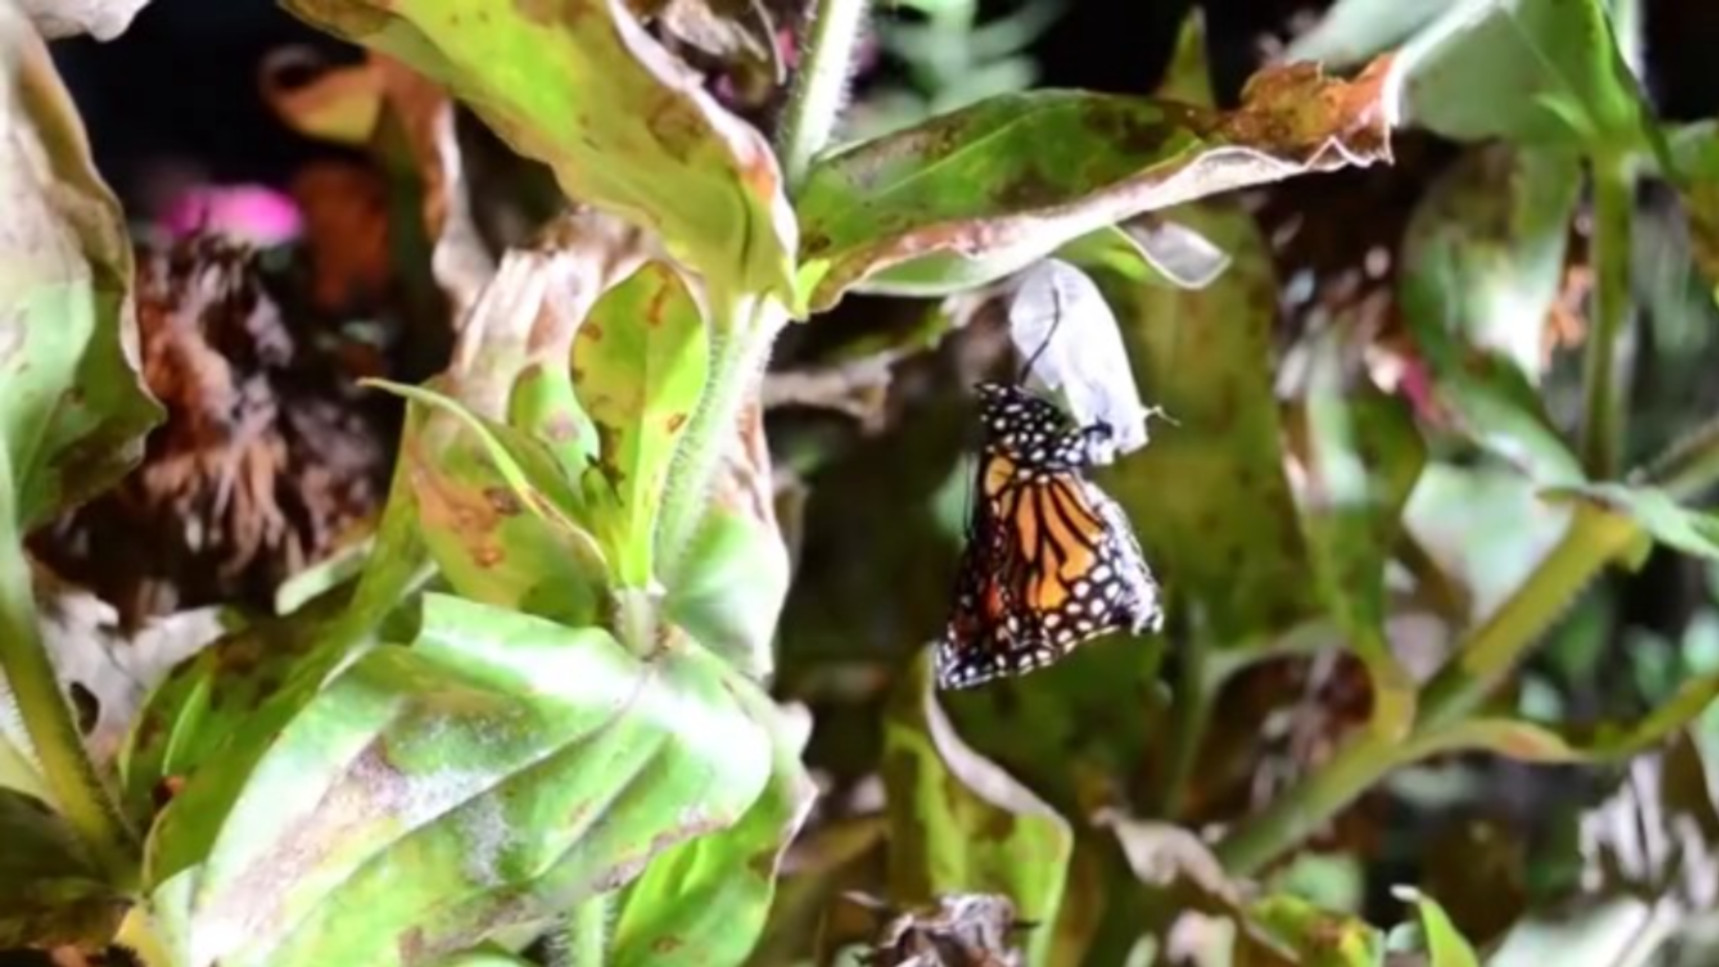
{"left": 117, "top": 585, "right": 357, "bottom": 826}
{"left": 1668, "top": 121, "right": 1719, "bottom": 297}
{"left": 882, "top": 651, "right": 1074, "bottom": 967}
{"left": 1248, "top": 893, "right": 1385, "bottom": 966}
{"left": 1541, "top": 481, "right": 1719, "bottom": 562}
{"left": 283, "top": 0, "right": 796, "bottom": 302}
{"left": 1397, "top": 0, "right": 1652, "bottom": 153}
{"left": 378, "top": 379, "right": 614, "bottom": 625}
{"left": 666, "top": 488, "right": 791, "bottom": 680}
{"left": 142, "top": 594, "right": 775, "bottom": 967}
{"left": 573, "top": 262, "right": 711, "bottom": 587}
{"left": 0, "top": 788, "right": 126, "bottom": 949}
{"left": 1055, "top": 220, "right": 1232, "bottom": 291}
{"left": 1391, "top": 887, "right": 1481, "bottom": 967}
{"left": 793, "top": 54, "right": 1395, "bottom": 311}
{"left": 611, "top": 698, "right": 816, "bottom": 966}
{"left": 0, "top": 3, "right": 161, "bottom": 528}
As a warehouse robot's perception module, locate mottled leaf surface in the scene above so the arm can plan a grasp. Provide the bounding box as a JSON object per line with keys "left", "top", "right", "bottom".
{"left": 143, "top": 594, "right": 774, "bottom": 967}
{"left": 795, "top": 54, "right": 1396, "bottom": 311}
{"left": 284, "top": 0, "right": 796, "bottom": 300}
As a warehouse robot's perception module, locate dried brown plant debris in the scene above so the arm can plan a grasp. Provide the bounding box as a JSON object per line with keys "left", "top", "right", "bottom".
{"left": 29, "top": 234, "right": 391, "bottom": 629}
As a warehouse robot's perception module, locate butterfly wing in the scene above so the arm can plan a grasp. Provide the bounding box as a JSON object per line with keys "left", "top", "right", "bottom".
{"left": 934, "top": 462, "right": 1061, "bottom": 690}
{"left": 1004, "top": 472, "right": 1162, "bottom": 653}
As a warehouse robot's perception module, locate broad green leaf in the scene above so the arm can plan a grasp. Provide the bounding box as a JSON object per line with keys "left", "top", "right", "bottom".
{"left": 1391, "top": 887, "right": 1481, "bottom": 967}
{"left": 0, "top": 1, "right": 160, "bottom": 529}
{"left": 143, "top": 594, "right": 775, "bottom": 967}
{"left": 793, "top": 54, "right": 1395, "bottom": 311}
{"left": 573, "top": 263, "right": 710, "bottom": 587}
{"left": 1288, "top": 330, "right": 1425, "bottom": 737}
{"left": 611, "top": 698, "right": 816, "bottom": 966}
{"left": 1397, "top": 0, "right": 1651, "bottom": 153}
{"left": 1541, "top": 481, "right": 1719, "bottom": 562}
{"left": 0, "top": 788, "right": 126, "bottom": 949}
{"left": 882, "top": 652, "right": 1073, "bottom": 967}
{"left": 284, "top": 0, "right": 796, "bottom": 301}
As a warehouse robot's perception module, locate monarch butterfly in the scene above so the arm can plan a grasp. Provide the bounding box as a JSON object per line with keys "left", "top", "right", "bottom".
{"left": 934, "top": 382, "right": 1163, "bottom": 690}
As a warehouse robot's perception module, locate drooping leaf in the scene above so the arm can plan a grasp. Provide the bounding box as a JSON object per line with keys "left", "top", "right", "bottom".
{"left": 1669, "top": 121, "right": 1719, "bottom": 298}
{"left": 611, "top": 698, "right": 816, "bottom": 966}
{"left": 882, "top": 651, "right": 1074, "bottom": 967}
{"left": 283, "top": 0, "right": 796, "bottom": 301}
{"left": 1102, "top": 812, "right": 1379, "bottom": 965}
{"left": 793, "top": 53, "right": 1396, "bottom": 311}
{"left": 0, "top": 1, "right": 160, "bottom": 530}
{"left": 142, "top": 594, "right": 775, "bottom": 967}
{"left": 573, "top": 262, "right": 710, "bottom": 587}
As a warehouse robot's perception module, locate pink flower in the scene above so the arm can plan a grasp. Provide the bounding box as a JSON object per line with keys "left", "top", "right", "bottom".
{"left": 159, "top": 185, "right": 303, "bottom": 247}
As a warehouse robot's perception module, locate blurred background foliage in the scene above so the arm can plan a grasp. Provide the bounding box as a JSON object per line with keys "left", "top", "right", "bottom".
{"left": 10, "top": 0, "right": 1719, "bottom": 963}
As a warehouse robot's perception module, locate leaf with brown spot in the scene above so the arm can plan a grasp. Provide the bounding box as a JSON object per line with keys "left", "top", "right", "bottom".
{"left": 881, "top": 651, "right": 1074, "bottom": 967}
{"left": 283, "top": 0, "right": 795, "bottom": 302}
{"left": 143, "top": 594, "right": 779, "bottom": 967}
{"left": 572, "top": 262, "right": 709, "bottom": 587}
{"left": 792, "top": 50, "right": 1395, "bottom": 311}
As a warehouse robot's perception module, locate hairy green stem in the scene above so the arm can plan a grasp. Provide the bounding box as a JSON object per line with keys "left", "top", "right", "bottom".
{"left": 657, "top": 297, "right": 786, "bottom": 585}
{"left": 774, "top": 0, "right": 869, "bottom": 192}
{"left": 546, "top": 895, "right": 611, "bottom": 967}
{"left": 1579, "top": 151, "right": 1636, "bottom": 479}
{"left": 0, "top": 453, "right": 137, "bottom": 885}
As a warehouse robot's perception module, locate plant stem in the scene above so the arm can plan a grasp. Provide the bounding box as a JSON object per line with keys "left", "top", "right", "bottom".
{"left": 545, "top": 895, "right": 611, "bottom": 967}
{"left": 1579, "top": 151, "right": 1636, "bottom": 479}
{"left": 657, "top": 297, "right": 786, "bottom": 584}
{"left": 1213, "top": 731, "right": 1401, "bottom": 878}
{"left": 774, "top": 0, "right": 870, "bottom": 192}
{"left": 1155, "top": 629, "right": 1212, "bottom": 820}
{"left": 1214, "top": 505, "right": 1634, "bottom": 878}
{"left": 1413, "top": 504, "right": 1639, "bottom": 733}
{"left": 0, "top": 455, "right": 137, "bottom": 885}
{"left": 1214, "top": 390, "right": 1719, "bottom": 878}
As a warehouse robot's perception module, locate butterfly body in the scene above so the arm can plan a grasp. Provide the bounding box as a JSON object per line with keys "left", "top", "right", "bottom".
{"left": 934, "top": 383, "right": 1163, "bottom": 690}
